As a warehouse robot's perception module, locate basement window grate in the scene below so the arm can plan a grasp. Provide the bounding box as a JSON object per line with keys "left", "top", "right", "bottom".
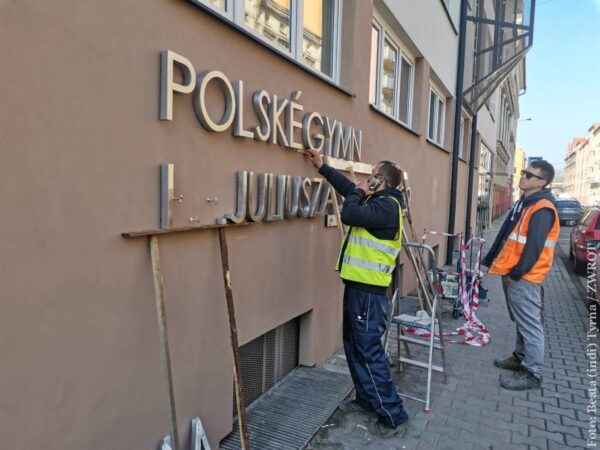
{"left": 233, "top": 317, "right": 299, "bottom": 415}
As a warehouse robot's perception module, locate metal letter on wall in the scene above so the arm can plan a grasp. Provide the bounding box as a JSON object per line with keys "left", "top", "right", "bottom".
{"left": 247, "top": 172, "right": 268, "bottom": 222}
{"left": 352, "top": 128, "right": 362, "bottom": 162}
{"left": 193, "top": 71, "right": 236, "bottom": 132}
{"left": 223, "top": 171, "right": 248, "bottom": 224}
{"left": 252, "top": 90, "right": 271, "bottom": 141}
{"left": 160, "top": 50, "right": 196, "bottom": 121}
{"left": 308, "top": 178, "right": 323, "bottom": 217}
{"left": 322, "top": 117, "right": 339, "bottom": 157}
{"left": 284, "top": 176, "right": 301, "bottom": 218}
{"left": 265, "top": 174, "right": 285, "bottom": 221}
{"left": 302, "top": 112, "right": 325, "bottom": 152}
{"left": 333, "top": 125, "right": 353, "bottom": 161}
{"left": 317, "top": 182, "right": 331, "bottom": 216}
{"left": 233, "top": 81, "right": 254, "bottom": 139}
{"left": 298, "top": 177, "right": 311, "bottom": 218}
{"left": 160, "top": 163, "right": 174, "bottom": 229}
{"left": 269, "top": 95, "right": 289, "bottom": 146}
{"left": 285, "top": 91, "right": 304, "bottom": 150}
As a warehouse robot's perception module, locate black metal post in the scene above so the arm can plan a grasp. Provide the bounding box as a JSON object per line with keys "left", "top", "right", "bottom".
{"left": 445, "top": 0, "right": 469, "bottom": 265}
{"left": 492, "top": 0, "right": 504, "bottom": 71}
{"left": 465, "top": 114, "right": 478, "bottom": 242}
{"left": 530, "top": 0, "right": 537, "bottom": 46}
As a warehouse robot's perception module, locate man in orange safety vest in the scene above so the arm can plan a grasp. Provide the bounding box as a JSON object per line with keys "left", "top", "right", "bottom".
{"left": 482, "top": 160, "right": 559, "bottom": 391}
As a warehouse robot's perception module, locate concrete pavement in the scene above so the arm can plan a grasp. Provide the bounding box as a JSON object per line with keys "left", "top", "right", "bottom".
{"left": 307, "top": 214, "right": 596, "bottom": 450}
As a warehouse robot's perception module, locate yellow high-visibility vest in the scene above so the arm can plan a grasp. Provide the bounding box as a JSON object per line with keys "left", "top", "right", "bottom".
{"left": 337, "top": 196, "right": 402, "bottom": 287}
{"left": 489, "top": 198, "right": 559, "bottom": 284}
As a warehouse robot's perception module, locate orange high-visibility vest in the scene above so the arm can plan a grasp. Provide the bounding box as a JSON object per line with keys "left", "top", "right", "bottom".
{"left": 489, "top": 199, "right": 560, "bottom": 284}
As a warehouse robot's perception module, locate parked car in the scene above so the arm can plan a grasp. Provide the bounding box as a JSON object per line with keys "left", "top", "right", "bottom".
{"left": 570, "top": 208, "right": 600, "bottom": 274}
{"left": 556, "top": 199, "right": 583, "bottom": 226}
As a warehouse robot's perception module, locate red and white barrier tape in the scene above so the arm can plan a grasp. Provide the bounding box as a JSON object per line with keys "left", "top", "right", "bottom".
{"left": 407, "top": 232, "right": 490, "bottom": 347}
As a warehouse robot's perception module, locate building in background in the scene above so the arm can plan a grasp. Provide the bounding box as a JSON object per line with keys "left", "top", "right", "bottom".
{"left": 548, "top": 167, "right": 566, "bottom": 198}
{"left": 512, "top": 146, "right": 527, "bottom": 201}
{"left": 490, "top": 66, "right": 524, "bottom": 220}
{"left": 563, "top": 123, "right": 600, "bottom": 205}
{"left": 563, "top": 138, "right": 584, "bottom": 199}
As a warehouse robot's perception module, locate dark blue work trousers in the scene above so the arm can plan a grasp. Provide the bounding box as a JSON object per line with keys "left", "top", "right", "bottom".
{"left": 343, "top": 286, "right": 408, "bottom": 427}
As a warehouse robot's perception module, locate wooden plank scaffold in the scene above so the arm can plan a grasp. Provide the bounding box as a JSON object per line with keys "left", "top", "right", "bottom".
{"left": 122, "top": 222, "right": 250, "bottom": 450}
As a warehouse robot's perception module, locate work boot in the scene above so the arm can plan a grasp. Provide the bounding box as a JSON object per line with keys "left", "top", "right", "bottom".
{"left": 500, "top": 368, "right": 542, "bottom": 391}
{"left": 367, "top": 417, "right": 409, "bottom": 439}
{"left": 338, "top": 399, "right": 377, "bottom": 417}
{"left": 494, "top": 354, "right": 522, "bottom": 371}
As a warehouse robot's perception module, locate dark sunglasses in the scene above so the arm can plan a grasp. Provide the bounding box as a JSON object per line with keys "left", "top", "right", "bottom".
{"left": 520, "top": 170, "right": 545, "bottom": 181}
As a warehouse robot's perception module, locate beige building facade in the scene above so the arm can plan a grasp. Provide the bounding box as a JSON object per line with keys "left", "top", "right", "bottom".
{"left": 0, "top": 1, "right": 528, "bottom": 449}
{"left": 563, "top": 123, "right": 600, "bottom": 206}
{"left": 472, "top": 66, "right": 525, "bottom": 233}
{"left": 512, "top": 146, "right": 527, "bottom": 202}
{"left": 488, "top": 65, "right": 524, "bottom": 223}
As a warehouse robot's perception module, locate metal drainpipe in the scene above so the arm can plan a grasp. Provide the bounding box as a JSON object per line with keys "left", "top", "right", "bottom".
{"left": 445, "top": 0, "right": 469, "bottom": 265}
{"left": 464, "top": 113, "right": 478, "bottom": 242}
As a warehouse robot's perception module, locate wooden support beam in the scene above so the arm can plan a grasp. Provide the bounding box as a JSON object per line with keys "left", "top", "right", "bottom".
{"left": 127, "top": 222, "right": 249, "bottom": 449}
{"left": 122, "top": 222, "right": 248, "bottom": 239}
{"left": 218, "top": 228, "right": 250, "bottom": 450}
{"left": 150, "top": 235, "right": 180, "bottom": 450}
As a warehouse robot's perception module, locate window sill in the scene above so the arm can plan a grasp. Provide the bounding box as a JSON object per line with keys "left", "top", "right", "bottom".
{"left": 187, "top": 0, "right": 356, "bottom": 98}
{"left": 426, "top": 138, "right": 450, "bottom": 153}
{"left": 369, "top": 105, "right": 421, "bottom": 137}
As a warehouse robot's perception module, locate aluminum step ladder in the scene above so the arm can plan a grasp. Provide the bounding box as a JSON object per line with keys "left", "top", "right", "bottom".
{"left": 389, "top": 242, "right": 448, "bottom": 413}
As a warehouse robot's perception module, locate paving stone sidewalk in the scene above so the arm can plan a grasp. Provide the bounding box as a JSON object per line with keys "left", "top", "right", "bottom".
{"left": 308, "top": 214, "right": 596, "bottom": 450}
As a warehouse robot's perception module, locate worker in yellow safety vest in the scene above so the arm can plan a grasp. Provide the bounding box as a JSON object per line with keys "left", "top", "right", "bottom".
{"left": 304, "top": 148, "right": 408, "bottom": 439}
{"left": 482, "top": 160, "right": 559, "bottom": 391}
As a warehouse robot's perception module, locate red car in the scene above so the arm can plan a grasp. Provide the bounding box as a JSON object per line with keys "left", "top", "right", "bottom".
{"left": 570, "top": 208, "right": 600, "bottom": 274}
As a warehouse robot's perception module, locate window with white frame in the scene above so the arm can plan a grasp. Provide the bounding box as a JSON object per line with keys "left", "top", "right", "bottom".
{"left": 192, "top": 0, "right": 341, "bottom": 80}
{"left": 479, "top": 143, "right": 493, "bottom": 172}
{"left": 369, "top": 20, "right": 415, "bottom": 127}
{"left": 428, "top": 86, "right": 446, "bottom": 146}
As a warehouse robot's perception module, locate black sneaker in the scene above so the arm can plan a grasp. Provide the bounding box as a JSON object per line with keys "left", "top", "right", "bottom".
{"left": 367, "top": 417, "right": 409, "bottom": 439}
{"left": 500, "top": 368, "right": 542, "bottom": 391}
{"left": 494, "top": 354, "right": 522, "bottom": 371}
{"left": 338, "top": 399, "right": 377, "bottom": 417}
